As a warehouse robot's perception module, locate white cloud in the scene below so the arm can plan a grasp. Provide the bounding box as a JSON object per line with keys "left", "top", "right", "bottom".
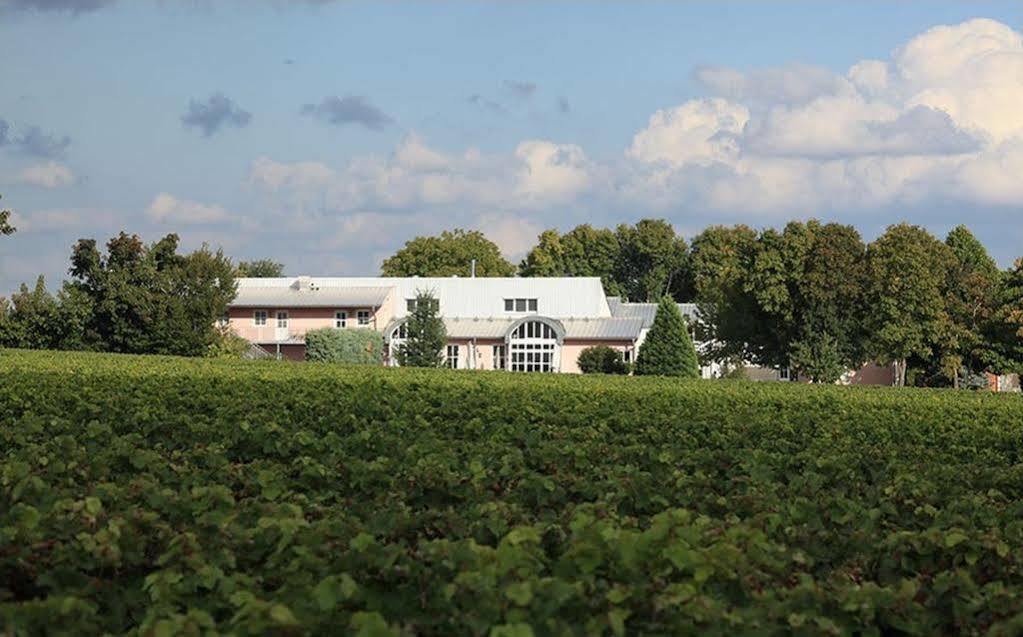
{"left": 474, "top": 212, "right": 543, "bottom": 259}
{"left": 146, "top": 193, "right": 230, "bottom": 224}
{"left": 627, "top": 98, "right": 748, "bottom": 166}
{"left": 16, "top": 161, "right": 76, "bottom": 188}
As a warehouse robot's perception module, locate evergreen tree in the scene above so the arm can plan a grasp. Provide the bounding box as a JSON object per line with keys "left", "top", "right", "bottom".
{"left": 397, "top": 290, "right": 447, "bottom": 367}
{"left": 634, "top": 296, "right": 699, "bottom": 378}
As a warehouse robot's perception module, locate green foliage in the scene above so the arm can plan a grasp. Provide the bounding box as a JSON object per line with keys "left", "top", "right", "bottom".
{"left": 789, "top": 332, "right": 846, "bottom": 383}
{"left": 397, "top": 290, "right": 446, "bottom": 367}
{"left": 984, "top": 258, "right": 1023, "bottom": 374}
{"left": 4, "top": 349, "right": 1023, "bottom": 634}
{"left": 0, "top": 194, "right": 14, "bottom": 236}
{"left": 206, "top": 326, "right": 253, "bottom": 358}
{"left": 865, "top": 224, "right": 954, "bottom": 386}
{"left": 305, "top": 327, "right": 384, "bottom": 364}
{"left": 381, "top": 229, "right": 515, "bottom": 277}
{"left": 236, "top": 259, "right": 285, "bottom": 277}
{"left": 67, "top": 232, "right": 237, "bottom": 356}
{"left": 613, "top": 219, "right": 690, "bottom": 302}
{"left": 576, "top": 345, "right": 628, "bottom": 374}
{"left": 519, "top": 225, "right": 622, "bottom": 296}
{"left": 944, "top": 226, "right": 1002, "bottom": 379}
{"left": 634, "top": 296, "right": 699, "bottom": 378}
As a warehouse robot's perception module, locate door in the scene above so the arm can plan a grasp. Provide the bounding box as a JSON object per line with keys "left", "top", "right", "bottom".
{"left": 275, "top": 311, "right": 289, "bottom": 341}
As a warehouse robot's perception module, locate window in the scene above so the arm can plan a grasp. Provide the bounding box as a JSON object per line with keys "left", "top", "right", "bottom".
{"left": 493, "top": 344, "right": 507, "bottom": 370}
{"left": 357, "top": 310, "right": 371, "bottom": 326}
{"left": 779, "top": 367, "right": 792, "bottom": 381}
{"left": 217, "top": 312, "right": 229, "bottom": 327}
{"left": 253, "top": 310, "right": 268, "bottom": 326}
{"left": 276, "top": 311, "right": 289, "bottom": 328}
{"left": 446, "top": 344, "right": 459, "bottom": 369}
{"left": 508, "top": 320, "right": 558, "bottom": 372}
{"left": 407, "top": 298, "right": 439, "bottom": 312}
{"left": 623, "top": 348, "right": 632, "bottom": 364}
{"left": 504, "top": 298, "right": 538, "bottom": 313}
{"left": 335, "top": 311, "right": 347, "bottom": 328}
{"left": 396, "top": 322, "right": 408, "bottom": 339}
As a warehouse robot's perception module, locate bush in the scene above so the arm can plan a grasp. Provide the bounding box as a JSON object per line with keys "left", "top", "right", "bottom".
{"left": 577, "top": 345, "right": 629, "bottom": 374}
{"left": 304, "top": 327, "right": 383, "bottom": 364}
{"left": 634, "top": 296, "right": 699, "bottom": 378}
{"left": 4, "top": 349, "right": 1023, "bottom": 634}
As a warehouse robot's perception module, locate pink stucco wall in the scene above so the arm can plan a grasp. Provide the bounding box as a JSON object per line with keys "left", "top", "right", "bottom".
{"left": 226, "top": 306, "right": 383, "bottom": 343}
{"left": 560, "top": 340, "right": 635, "bottom": 374}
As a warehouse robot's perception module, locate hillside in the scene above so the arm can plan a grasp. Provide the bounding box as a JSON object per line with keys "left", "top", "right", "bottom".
{"left": 2, "top": 349, "right": 1023, "bottom": 635}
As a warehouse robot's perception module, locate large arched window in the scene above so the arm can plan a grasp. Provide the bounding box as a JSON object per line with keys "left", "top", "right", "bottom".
{"left": 386, "top": 321, "right": 408, "bottom": 366}
{"left": 507, "top": 318, "right": 562, "bottom": 372}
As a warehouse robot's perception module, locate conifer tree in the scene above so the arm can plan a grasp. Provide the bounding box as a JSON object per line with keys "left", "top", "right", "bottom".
{"left": 398, "top": 290, "right": 447, "bottom": 367}
{"left": 635, "top": 296, "right": 699, "bottom": 378}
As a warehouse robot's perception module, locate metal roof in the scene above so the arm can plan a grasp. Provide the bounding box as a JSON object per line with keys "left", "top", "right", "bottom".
{"left": 608, "top": 298, "right": 700, "bottom": 327}
{"left": 232, "top": 285, "right": 393, "bottom": 308}
{"left": 384, "top": 316, "right": 643, "bottom": 341}
{"left": 234, "top": 276, "right": 611, "bottom": 319}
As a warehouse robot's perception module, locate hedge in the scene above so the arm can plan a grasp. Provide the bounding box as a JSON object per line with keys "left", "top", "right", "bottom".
{"left": 304, "top": 327, "right": 384, "bottom": 364}
{"left": 3, "top": 349, "right": 1023, "bottom": 635}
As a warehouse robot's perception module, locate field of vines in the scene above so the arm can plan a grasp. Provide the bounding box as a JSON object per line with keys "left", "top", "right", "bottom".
{"left": 2, "top": 349, "right": 1023, "bottom": 635}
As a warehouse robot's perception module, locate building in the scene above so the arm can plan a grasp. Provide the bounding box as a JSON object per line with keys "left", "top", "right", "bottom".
{"left": 225, "top": 275, "right": 718, "bottom": 376}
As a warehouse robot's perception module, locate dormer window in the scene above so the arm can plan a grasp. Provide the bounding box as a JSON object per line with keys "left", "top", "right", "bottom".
{"left": 504, "top": 298, "right": 538, "bottom": 313}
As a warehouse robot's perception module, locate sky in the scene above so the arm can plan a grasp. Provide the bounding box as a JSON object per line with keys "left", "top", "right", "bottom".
{"left": 1, "top": 0, "right": 1021, "bottom": 295}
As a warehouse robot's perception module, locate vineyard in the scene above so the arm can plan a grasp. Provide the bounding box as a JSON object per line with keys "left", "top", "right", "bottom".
{"left": 3, "top": 350, "right": 1023, "bottom": 636}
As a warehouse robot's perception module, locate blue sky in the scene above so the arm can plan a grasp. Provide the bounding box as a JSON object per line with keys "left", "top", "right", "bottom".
{"left": 1, "top": 1, "right": 1021, "bottom": 295}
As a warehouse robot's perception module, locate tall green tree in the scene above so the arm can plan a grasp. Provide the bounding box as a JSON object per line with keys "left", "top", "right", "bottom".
{"left": 984, "top": 258, "right": 1023, "bottom": 374}
{"left": 381, "top": 229, "right": 514, "bottom": 277}
{"left": 865, "top": 223, "right": 954, "bottom": 387}
{"left": 614, "top": 219, "right": 690, "bottom": 302}
{"left": 944, "top": 225, "right": 1002, "bottom": 383}
{"left": 397, "top": 290, "right": 447, "bottom": 367}
{"left": 236, "top": 259, "right": 285, "bottom": 277}
{"left": 1, "top": 276, "right": 58, "bottom": 349}
{"left": 519, "top": 225, "right": 622, "bottom": 295}
{"left": 68, "top": 232, "right": 236, "bottom": 356}
{"left": 634, "top": 296, "right": 699, "bottom": 378}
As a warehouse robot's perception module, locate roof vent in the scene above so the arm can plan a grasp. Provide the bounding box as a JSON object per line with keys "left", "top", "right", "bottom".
{"left": 293, "top": 276, "right": 314, "bottom": 291}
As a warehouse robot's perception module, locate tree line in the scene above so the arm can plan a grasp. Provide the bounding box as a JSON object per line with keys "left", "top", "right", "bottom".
{"left": 382, "top": 220, "right": 1023, "bottom": 386}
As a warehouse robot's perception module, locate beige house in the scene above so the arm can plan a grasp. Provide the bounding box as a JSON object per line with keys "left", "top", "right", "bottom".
{"left": 226, "top": 275, "right": 718, "bottom": 376}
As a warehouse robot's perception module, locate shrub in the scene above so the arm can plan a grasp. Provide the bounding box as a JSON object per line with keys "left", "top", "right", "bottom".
{"left": 304, "top": 327, "right": 383, "bottom": 364}
{"left": 4, "top": 349, "right": 1023, "bottom": 634}
{"left": 634, "top": 296, "right": 699, "bottom": 378}
{"left": 577, "top": 345, "right": 629, "bottom": 374}
{"left": 397, "top": 290, "right": 446, "bottom": 367}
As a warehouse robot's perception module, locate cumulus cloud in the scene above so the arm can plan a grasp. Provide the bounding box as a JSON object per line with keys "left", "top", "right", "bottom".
{"left": 16, "top": 161, "right": 76, "bottom": 188}
{"left": 181, "top": 93, "right": 252, "bottom": 137}
{"left": 301, "top": 95, "right": 393, "bottom": 130}
{"left": 146, "top": 193, "right": 230, "bottom": 225}
{"left": 0, "top": 119, "right": 71, "bottom": 158}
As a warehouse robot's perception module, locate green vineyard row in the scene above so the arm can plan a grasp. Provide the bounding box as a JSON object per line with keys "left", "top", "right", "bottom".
{"left": 2, "top": 350, "right": 1023, "bottom": 635}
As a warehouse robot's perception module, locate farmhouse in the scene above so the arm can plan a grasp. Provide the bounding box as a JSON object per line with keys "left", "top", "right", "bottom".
{"left": 226, "top": 275, "right": 720, "bottom": 376}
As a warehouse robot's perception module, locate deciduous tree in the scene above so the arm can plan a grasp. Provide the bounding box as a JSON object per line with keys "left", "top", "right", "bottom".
{"left": 236, "top": 259, "right": 285, "bottom": 277}
{"left": 614, "top": 219, "right": 690, "bottom": 302}
{"left": 944, "top": 225, "right": 1001, "bottom": 383}
{"left": 519, "top": 225, "right": 621, "bottom": 295}
{"left": 382, "top": 229, "right": 514, "bottom": 277}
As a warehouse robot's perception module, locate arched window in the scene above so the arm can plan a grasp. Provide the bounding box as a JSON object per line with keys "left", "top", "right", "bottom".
{"left": 507, "top": 319, "right": 561, "bottom": 372}
{"left": 386, "top": 321, "right": 408, "bottom": 366}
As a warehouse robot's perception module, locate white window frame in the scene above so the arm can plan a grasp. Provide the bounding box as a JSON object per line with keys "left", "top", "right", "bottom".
{"left": 446, "top": 344, "right": 459, "bottom": 369}
{"left": 335, "top": 310, "right": 347, "bottom": 328}
{"left": 779, "top": 367, "right": 792, "bottom": 381}
{"left": 217, "top": 312, "right": 230, "bottom": 327}
{"left": 276, "top": 311, "right": 289, "bottom": 329}
{"left": 508, "top": 320, "right": 558, "bottom": 372}
{"left": 357, "top": 310, "right": 371, "bottom": 326}
{"left": 253, "top": 310, "right": 268, "bottom": 326}
{"left": 504, "top": 298, "right": 539, "bottom": 314}
{"left": 493, "top": 344, "right": 507, "bottom": 370}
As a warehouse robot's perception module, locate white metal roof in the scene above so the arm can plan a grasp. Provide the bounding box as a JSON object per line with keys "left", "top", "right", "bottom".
{"left": 384, "top": 316, "right": 644, "bottom": 341}
{"left": 607, "top": 297, "right": 700, "bottom": 327}
{"left": 235, "top": 276, "right": 612, "bottom": 319}
{"left": 232, "top": 285, "right": 393, "bottom": 308}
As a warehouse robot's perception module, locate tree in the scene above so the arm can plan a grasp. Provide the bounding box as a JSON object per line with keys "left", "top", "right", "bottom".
{"left": 984, "top": 258, "right": 1023, "bottom": 374}
{"left": 577, "top": 345, "right": 629, "bottom": 374}
{"left": 0, "top": 276, "right": 59, "bottom": 349}
{"left": 789, "top": 332, "right": 846, "bottom": 383}
{"left": 0, "top": 194, "right": 14, "bottom": 236}
{"left": 397, "top": 290, "right": 447, "bottom": 367}
{"left": 305, "top": 328, "right": 384, "bottom": 364}
{"left": 236, "top": 259, "right": 285, "bottom": 277}
{"left": 381, "top": 229, "right": 514, "bottom": 277}
{"left": 68, "top": 232, "right": 236, "bottom": 356}
{"left": 614, "top": 219, "right": 690, "bottom": 301}
{"left": 520, "top": 225, "right": 622, "bottom": 295}
{"left": 944, "top": 225, "right": 1002, "bottom": 384}
{"left": 634, "top": 296, "right": 699, "bottom": 378}
{"left": 865, "top": 224, "right": 954, "bottom": 387}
